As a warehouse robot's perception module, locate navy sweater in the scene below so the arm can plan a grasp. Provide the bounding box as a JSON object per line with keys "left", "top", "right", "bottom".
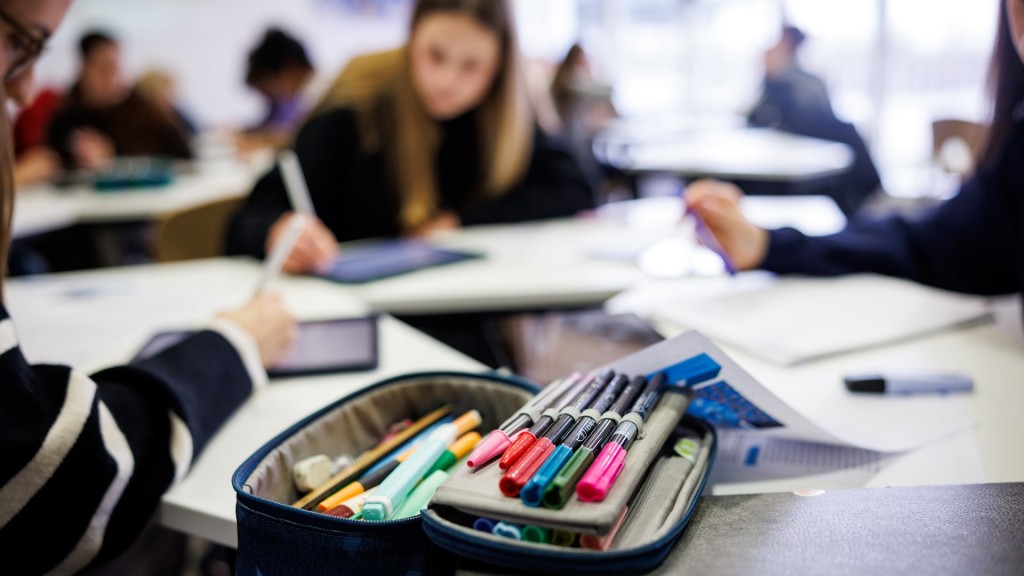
{"left": 763, "top": 119, "right": 1023, "bottom": 312}
{"left": 0, "top": 306, "right": 254, "bottom": 574}
{"left": 226, "top": 107, "right": 595, "bottom": 257}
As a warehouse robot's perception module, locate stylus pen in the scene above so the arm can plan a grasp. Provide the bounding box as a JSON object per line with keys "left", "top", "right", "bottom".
{"left": 467, "top": 372, "right": 585, "bottom": 469}
{"left": 519, "top": 373, "right": 630, "bottom": 506}
{"left": 499, "top": 372, "right": 598, "bottom": 470}
{"left": 685, "top": 199, "right": 736, "bottom": 276}
{"left": 500, "top": 371, "right": 618, "bottom": 497}
{"left": 278, "top": 148, "right": 316, "bottom": 217}
{"left": 255, "top": 213, "right": 306, "bottom": 296}
{"left": 576, "top": 373, "right": 666, "bottom": 502}
{"left": 542, "top": 374, "right": 647, "bottom": 509}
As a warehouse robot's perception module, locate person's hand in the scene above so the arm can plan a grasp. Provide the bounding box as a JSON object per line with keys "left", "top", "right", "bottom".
{"left": 405, "top": 211, "right": 461, "bottom": 237}
{"left": 218, "top": 292, "right": 297, "bottom": 368}
{"left": 14, "top": 147, "right": 60, "bottom": 187}
{"left": 266, "top": 212, "right": 340, "bottom": 274}
{"left": 684, "top": 179, "right": 770, "bottom": 271}
{"left": 71, "top": 129, "right": 115, "bottom": 171}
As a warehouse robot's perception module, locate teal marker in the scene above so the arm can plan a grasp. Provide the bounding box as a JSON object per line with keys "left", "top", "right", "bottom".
{"left": 492, "top": 522, "right": 524, "bottom": 540}
{"left": 362, "top": 410, "right": 481, "bottom": 521}
{"left": 391, "top": 470, "right": 449, "bottom": 519}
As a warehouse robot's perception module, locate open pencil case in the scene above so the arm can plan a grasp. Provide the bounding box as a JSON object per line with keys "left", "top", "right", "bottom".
{"left": 421, "top": 338, "right": 722, "bottom": 576}
{"left": 232, "top": 370, "right": 540, "bottom": 576}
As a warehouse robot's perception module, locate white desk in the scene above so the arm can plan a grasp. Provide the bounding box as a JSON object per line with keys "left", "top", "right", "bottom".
{"left": 11, "top": 156, "right": 264, "bottom": 239}
{"left": 347, "top": 196, "right": 847, "bottom": 315}
{"left": 6, "top": 258, "right": 484, "bottom": 547}
{"left": 594, "top": 125, "right": 854, "bottom": 182}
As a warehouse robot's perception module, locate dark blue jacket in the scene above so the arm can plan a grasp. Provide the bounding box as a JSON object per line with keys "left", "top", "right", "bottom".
{"left": 763, "top": 118, "right": 1023, "bottom": 319}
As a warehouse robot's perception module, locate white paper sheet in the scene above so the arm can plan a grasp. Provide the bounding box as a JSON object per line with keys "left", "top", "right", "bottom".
{"left": 649, "top": 274, "right": 992, "bottom": 365}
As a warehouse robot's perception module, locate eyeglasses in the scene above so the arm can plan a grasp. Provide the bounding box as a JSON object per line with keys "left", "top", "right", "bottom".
{"left": 0, "top": 7, "right": 49, "bottom": 83}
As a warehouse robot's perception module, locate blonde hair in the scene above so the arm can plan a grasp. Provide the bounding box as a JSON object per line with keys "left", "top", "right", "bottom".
{"left": 315, "top": 0, "right": 533, "bottom": 231}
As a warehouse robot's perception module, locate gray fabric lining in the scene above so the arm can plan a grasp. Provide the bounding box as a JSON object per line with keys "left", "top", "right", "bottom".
{"left": 242, "top": 375, "right": 533, "bottom": 506}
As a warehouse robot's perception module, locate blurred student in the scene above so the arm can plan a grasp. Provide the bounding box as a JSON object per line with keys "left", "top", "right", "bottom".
{"left": 747, "top": 25, "right": 881, "bottom": 215}
{"left": 135, "top": 68, "right": 197, "bottom": 137}
{"left": 227, "top": 0, "right": 594, "bottom": 274}
{"left": 239, "top": 28, "right": 315, "bottom": 152}
{"left": 686, "top": 1, "right": 1024, "bottom": 326}
{"left": 0, "top": 2, "right": 298, "bottom": 573}
{"left": 13, "top": 86, "right": 61, "bottom": 186}
{"left": 47, "top": 29, "right": 193, "bottom": 170}
{"left": 550, "top": 42, "right": 617, "bottom": 198}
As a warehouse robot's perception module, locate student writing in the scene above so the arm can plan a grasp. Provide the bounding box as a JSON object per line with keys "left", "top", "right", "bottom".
{"left": 0, "top": 2, "right": 297, "bottom": 572}
{"left": 686, "top": 0, "right": 1024, "bottom": 328}
{"left": 226, "top": 0, "right": 595, "bottom": 274}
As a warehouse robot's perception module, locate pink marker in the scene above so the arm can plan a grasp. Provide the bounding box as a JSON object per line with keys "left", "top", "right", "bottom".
{"left": 576, "top": 374, "right": 665, "bottom": 502}
{"left": 466, "top": 373, "right": 586, "bottom": 469}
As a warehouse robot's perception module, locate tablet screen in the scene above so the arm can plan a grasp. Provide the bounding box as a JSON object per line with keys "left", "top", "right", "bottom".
{"left": 318, "top": 241, "right": 479, "bottom": 284}
{"left": 132, "top": 316, "right": 379, "bottom": 378}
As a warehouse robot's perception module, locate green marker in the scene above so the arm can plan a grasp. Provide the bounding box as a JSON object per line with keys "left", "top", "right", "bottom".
{"left": 521, "top": 525, "right": 552, "bottom": 543}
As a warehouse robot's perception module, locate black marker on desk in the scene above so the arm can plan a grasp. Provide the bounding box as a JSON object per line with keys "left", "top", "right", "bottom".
{"left": 844, "top": 373, "right": 973, "bottom": 395}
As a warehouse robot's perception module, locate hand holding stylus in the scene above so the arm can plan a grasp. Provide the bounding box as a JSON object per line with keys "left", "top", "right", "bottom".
{"left": 683, "top": 179, "right": 770, "bottom": 272}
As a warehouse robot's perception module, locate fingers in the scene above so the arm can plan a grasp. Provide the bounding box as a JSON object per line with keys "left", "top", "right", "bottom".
{"left": 268, "top": 214, "right": 339, "bottom": 274}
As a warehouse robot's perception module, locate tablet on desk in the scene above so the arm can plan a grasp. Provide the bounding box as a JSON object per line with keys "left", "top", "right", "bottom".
{"left": 132, "top": 316, "right": 379, "bottom": 378}
{"left": 317, "top": 240, "right": 480, "bottom": 284}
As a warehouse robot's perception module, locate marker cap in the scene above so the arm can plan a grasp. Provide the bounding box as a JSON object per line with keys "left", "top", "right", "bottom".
{"left": 499, "top": 438, "right": 556, "bottom": 497}
{"left": 499, "top": 431, "right": 538, "bottom": 470}
{"left": 576, "top": 442, "right": 626, "bottom": 502}
{"left": 543, "top": 446, "right": 596, "bottom": 509}
{"left": 520, "top": 444, "right": 574, "bottom": 507}
{"left": 521, "top": 525, "right": 552, "bottom": 543}
{"left": 360, "top": 495, "right": 393, "bottom": 521}
{"left": 467, "top": 429, "right": 528, "bottom": 468}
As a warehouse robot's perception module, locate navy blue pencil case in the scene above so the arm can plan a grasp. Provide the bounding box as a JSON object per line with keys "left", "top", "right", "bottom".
{"left": 233, "top": 332, "right": 731, "bottom": 575}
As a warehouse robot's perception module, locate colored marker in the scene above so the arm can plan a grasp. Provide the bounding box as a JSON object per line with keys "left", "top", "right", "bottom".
{"left": 466, "top": 373, "right": 584, "bottom": 469}
{"left": 577, "top": 374, "right": 666, "bottom": 502}
{"left": 362, "top": 410, "right": 482, "bottom": 521}
{"left": 543, "top": 374, "right": 648, "bottom": 509}
{"left": 498, "top": 373, "right": 595, "bottom": 470}
{"left": 492, "top": 522, "right": 523, "bottom": 540}
{"left": 520, "top": 373, "right": 630, "bottom": 506}
{"left": 293, "top": 404, "right": 453, "bottom": 510}
{"left": 521, "top": 525, "right": 552, "bottom": 543}
{"left": 551, "top": 530, "right": 577, "bottom": 547}
{"left": 323, "top": 487, "right": 376, "bottom": 519}
{"left": 391, "top": 469, "right": 450, "bottom": 520}
{"left": 473, "top": 517, "right": 498, "bottom": 532}
{"left": 580, "top": 505, "right": 629, "bottom": 551}
{"left": 424, "top": 431, "right": 481, "bottom": 478}
{"left": 500, "top": 371, "right": 617, "bottom": 497}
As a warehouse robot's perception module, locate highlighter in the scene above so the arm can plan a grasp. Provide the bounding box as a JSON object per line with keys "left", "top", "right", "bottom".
{"left": 362, "top": 410, "right": 481, "bottom": 521}
{"left": 361, "top": 416, "right": 455, "bottom": 477}
{"left": 467, "top": 373, "right": 584, "bottom": 469}
{"left": 500, "top": 371, "right": 617, "bottom": 497}
{"left": 293, "top": 404, "right": 452, "bottom": 510}
{"left": 499, "top": 373, "right": 596, "bottom": 470}
{"left": 423, "top": 431, "right": 481, "bottom": 478}
{"left": 543, "top": 374, "right": 648, "bottom": 509}
{"left": 520, "top": 373, "right": 630, "bottom": 507}
{"left": 323, "top": 487, "right": 376, "bottom": 519}
{"left": 391, "top": 469, "right": 449, "bottom": 520}
{"left": 577, "top": 374, "right": 666, "bottom": 502}
{"left": 318, "top": 445, "right": 417, "bottom": 512}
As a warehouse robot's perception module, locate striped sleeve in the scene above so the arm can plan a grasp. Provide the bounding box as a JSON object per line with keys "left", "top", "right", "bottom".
{"left": 0, "top": 306, "right": 256, "bottom": 574}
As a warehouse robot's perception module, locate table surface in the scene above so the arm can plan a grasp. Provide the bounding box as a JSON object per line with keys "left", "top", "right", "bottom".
{"left": 11, "top": 155, "right": 266, "bottom": 239}
{"left": 594, "top": 122, "right": 855, "bottom": 181}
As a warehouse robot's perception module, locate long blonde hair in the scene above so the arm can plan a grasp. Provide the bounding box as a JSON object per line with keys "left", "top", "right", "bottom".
{"left": 317, "top": 0, "right": 533, "bottom": 231}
